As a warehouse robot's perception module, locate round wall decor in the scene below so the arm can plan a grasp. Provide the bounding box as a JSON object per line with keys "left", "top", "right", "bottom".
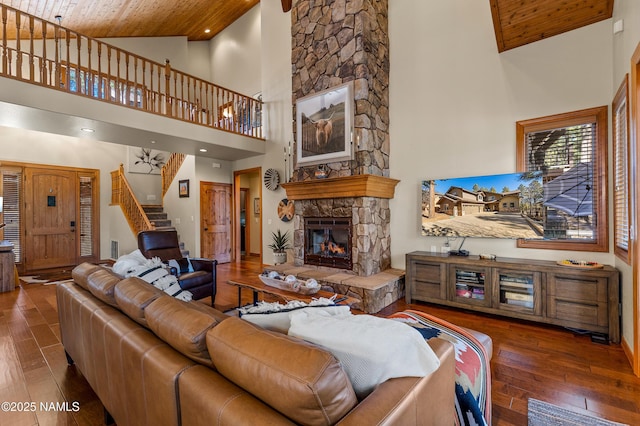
{"left": 277, "top": 198, "right": 294, "bottom": 222}
{"left": 263, "top": 168, "right": 280, "bottom": 191}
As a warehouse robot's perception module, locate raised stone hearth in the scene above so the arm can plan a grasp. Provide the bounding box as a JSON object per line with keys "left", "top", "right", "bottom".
{"left": 270, "top": 263, "right": 404, "bottom": 314}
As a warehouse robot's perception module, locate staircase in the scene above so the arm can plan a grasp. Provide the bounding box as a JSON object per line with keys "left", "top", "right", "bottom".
{"left": 142, "top": 205, "right": 173, "bottom": 230}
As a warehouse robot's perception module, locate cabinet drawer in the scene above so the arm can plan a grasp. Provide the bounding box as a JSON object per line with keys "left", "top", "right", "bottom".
{"left": 407, "top": 260, "right": 446, "bottom": 302}
{"left": 547, "top": 275, "right": 607, "bottom": 303}
{"left": 547, "top": 297, "right": 607, "bottom": 328}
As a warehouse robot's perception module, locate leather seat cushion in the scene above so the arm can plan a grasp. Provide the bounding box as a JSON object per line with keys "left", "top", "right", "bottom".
{"left": 87, "top": 268, "right": 122, "bottom": 307}
{"left": 206, "top": 317, "right": 358, "bottom": 426}
{"left": 177, "top": 270, "right": 211, "bottom": 289}
{"left": 72, "top": 262, "right": 104, "bottom": 291}
{"left": 114, "top": 277, "right": 165, "bottom": 327}
{"left": 145, "top": 296, "right": 220, "bottom": 367}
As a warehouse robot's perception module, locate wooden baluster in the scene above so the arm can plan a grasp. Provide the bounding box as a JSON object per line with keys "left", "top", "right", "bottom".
{"left": 97, "top": 43, "right": 103, "bottom": 99}
{"left": 87, "top": 38, "right": 93, "bottom": 96}
{"left": 204, "top": 84, "right": 210, "bottom": 125}
{"left": 116, "top": 51, "right": 122, "bottom": 103}
{"left": 141, "top": 60, "right": 146, "bottom": 110}
{"left": 107, "top": 46, "right": 112, "bottom": 101}
{"left": 65, "top": 31, "right": 71, "bottom": 91}
{"left": 133, "top": 57, "right": 137, "bottom": 107}
{"left": 40, "top": 20, "right": 47, "bottom": 85}
{"left": 28, "top": 16, "right": 35, "bottom": 82}
{"left": 1, "top": 6, "right": 7, "bottom": 75}
{"left": 75, "top": 32, "right": 82, "bottom": 93}
{"left": 54, "top": 22, "right": 60, "bottom": 87}
{"left": 124, "top": 53, "right": 130, "bottom": 105}
{"left": 165, "top": 59, "right": 171, "bottom": 117}
{"left": 15, "top": 11, "right": 21, "bottom": 79}
{"left": 173, "top": 67, "right": 178, "bottom": 118}
{"left": 180, "top": 73, "right": 185, "bottom": 119}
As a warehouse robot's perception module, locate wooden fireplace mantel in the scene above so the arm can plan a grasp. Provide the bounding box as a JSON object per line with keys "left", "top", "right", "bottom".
{"left": 281, "top": 174, "right": 400, "bottom": 200}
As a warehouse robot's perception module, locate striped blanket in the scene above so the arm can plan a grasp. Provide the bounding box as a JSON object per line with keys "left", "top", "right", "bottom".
{"left": 389, "top": 310, "right": 491, "bottom": 426}
{"left": 113, "top": 251, "right": 193, "bottom": 301}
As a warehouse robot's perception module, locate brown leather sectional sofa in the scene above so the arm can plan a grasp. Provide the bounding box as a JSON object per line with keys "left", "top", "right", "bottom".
{"left": 57, "top": 262, "right": 455, "bottom": 426}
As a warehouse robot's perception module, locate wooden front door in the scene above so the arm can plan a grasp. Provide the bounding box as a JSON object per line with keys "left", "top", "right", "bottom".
{"left": 200, "top": 182, "right": 232, "bottom": 263}
{"left": 24, "top": 168, "right": 77, "bottom": 270}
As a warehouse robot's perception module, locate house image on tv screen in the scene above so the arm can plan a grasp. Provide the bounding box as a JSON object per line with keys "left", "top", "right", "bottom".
{"left": 421, "top": 172, "right": 546, "bottom": 240}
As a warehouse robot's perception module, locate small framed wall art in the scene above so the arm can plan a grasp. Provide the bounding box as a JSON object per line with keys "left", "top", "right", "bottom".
{"left": 178, "top": 179, "right": 190, "bottom": 198}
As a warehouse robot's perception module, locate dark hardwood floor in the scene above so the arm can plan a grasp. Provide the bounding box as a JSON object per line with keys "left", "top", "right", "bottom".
{"left": 1, "top": 260, "right": 639, "bottom": 425}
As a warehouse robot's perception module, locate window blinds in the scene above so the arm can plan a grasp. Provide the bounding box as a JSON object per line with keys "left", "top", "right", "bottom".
{"left": 613, "top": 97, "right": 629, "bottom": 252}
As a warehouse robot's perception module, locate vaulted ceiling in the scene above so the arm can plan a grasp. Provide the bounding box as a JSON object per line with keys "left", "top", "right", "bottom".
{"left": 3, "top": 1, "right": 614, "bottom": 50}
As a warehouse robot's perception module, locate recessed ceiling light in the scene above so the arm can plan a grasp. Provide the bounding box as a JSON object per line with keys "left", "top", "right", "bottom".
{"left": 150, "top": 140, "right": 156, "bottom": 144}
{"left": 204, "top": 29, "right": 211, "bottom": 34}
{"left": 199, "top": 148, "right": 208, "bottom": 152}
{"left": 80, "top": 127, "right": 94, "bottom": 133}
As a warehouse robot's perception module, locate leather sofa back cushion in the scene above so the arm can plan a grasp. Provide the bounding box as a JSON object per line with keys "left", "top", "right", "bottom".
{"left": 145, "top": 296, "right": 218, "bottom": 367}
{"left": 114, "top": 277, "right": 165, "bottom": 327}
{"left": 87, "top": 268, "right": 121, "bottom": 307}
{"left": 206, "top": 317, "right": 357, "bottom": 426}
{"left": 72, "top": 262, "right": 104, "bottom": 291}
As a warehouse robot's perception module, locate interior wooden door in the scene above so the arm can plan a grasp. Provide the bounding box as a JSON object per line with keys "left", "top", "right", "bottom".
{"left": 24, "top": 168, "right": 77, "bottom": 270}
{"left": 200, "top": 182, "right": 232, "bottom": 263}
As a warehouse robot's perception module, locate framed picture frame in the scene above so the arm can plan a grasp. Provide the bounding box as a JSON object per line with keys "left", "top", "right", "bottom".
{"left": 254, "top": 197, "right": 261, "bottom": 215}
{"left": 127, "top": 146, "right": 168, "bottom": 174}
{"left": 178, "top": 179, "right": 189, "bottom": 198}
{"left": 296, "top": 82, "right": 353, "bottom": 166}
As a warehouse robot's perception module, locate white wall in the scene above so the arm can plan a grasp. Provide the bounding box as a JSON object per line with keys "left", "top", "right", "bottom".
{"left": 388, "top": 0, "right": 613, "bottom": 266}
{"left": 231, "top": 0, "right": 295, "bottom": 262}
{"left": 102, "top": 36, "right": 209, "bottom": 79}
{"left": 209, "top": 4, "right": 262, "bottom": 95}
{"left": 612, "top": 0, "right": 640, "bottom": 355}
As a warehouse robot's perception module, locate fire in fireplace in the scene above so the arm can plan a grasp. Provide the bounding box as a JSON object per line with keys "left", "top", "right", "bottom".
{"left": 304, "top": 217, "right": 352, "bottom": 270}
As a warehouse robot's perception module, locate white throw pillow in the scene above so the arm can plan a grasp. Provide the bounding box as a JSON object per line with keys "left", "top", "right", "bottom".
{"left": 288, "top": 309, "right": 441, "bottom": 399}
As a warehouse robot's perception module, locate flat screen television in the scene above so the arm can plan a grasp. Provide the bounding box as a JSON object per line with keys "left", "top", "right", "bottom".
{"left": 421, "top": 168, "right": 594, "bottom": 241}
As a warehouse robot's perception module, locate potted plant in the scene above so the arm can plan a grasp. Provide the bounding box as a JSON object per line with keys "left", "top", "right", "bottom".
{"left": 268, "top": 229, "right": 291, "bottom": 265}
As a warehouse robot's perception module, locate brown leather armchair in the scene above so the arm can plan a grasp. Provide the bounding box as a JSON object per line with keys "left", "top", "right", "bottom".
{"left": 137, "top": 230, "right": 217, "bottom": 306}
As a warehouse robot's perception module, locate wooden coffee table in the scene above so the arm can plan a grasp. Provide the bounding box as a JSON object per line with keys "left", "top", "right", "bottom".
{"left": 227, "top": 275, "right": 359, "bottom": 308}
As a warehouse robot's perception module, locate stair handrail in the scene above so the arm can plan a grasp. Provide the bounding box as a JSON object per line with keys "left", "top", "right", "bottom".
{"left": 161, "top": 152, "right": 186, "bottom": 198}
{"left": 0, "top": 3, "right": 264, "bottom": 139}
{"left": 111, "top": 164, "right": 155, "bottom": 235}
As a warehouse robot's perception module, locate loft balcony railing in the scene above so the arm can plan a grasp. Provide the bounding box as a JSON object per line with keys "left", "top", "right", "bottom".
{"left": 0, "top": 4, "right": 264, "bottom": 140}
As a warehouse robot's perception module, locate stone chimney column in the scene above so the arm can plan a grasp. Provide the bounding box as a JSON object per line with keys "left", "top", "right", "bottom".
{"left": 291, "top": 0, "right": 390, "bottom": 180}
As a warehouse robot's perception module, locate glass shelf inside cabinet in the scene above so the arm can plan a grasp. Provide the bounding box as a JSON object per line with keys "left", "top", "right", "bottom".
{"left": 498, "top": 273, "right": 534, "bottom": 309}
{"left": 454, "top": 269, "right": 486, "bottom": 301}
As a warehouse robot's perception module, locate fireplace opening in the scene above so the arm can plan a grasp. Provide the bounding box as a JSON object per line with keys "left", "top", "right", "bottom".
{"left": 304, "top": 217, "right": 352, "bottom": 270}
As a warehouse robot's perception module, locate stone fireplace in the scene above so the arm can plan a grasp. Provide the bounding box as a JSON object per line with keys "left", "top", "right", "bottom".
{"left": 282, "top": 174, "right": 398, "bottom": 277}
{"left": 304, "top": 217, "right": 352, "bottom": 270}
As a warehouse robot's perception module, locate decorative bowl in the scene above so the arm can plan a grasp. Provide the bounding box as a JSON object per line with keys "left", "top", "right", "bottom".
{"left": 258, "top": 274, "right": 321, "bottom": 295}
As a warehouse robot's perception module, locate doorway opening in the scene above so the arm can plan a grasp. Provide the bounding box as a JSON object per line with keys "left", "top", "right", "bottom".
{"left": 233, "top": 168, "right": 261, "bottom": 264}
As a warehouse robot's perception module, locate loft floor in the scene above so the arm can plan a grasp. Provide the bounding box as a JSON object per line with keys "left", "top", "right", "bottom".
{"left": 0, "top": 259, "right": 638, "bottom": 425}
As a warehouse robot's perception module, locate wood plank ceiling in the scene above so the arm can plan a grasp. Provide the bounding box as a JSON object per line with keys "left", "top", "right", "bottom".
{"left": 490, "top": 0, "right": 614, "bottom": 52}
{"left": 3, "top": 0, "right": 260, "bottom": 41}
{"left": 2, "top": 1, "right": 614, "bottom": 50}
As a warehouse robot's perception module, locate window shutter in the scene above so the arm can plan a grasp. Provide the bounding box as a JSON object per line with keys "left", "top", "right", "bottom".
{"left": 79, "top": 175, "right": 94, "bottom": 257}
{"left": 2, "top": 170, "right": 22, "bottom": 263}
{"left": 613, "top": 77, "right": 630, "bottom": 260}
